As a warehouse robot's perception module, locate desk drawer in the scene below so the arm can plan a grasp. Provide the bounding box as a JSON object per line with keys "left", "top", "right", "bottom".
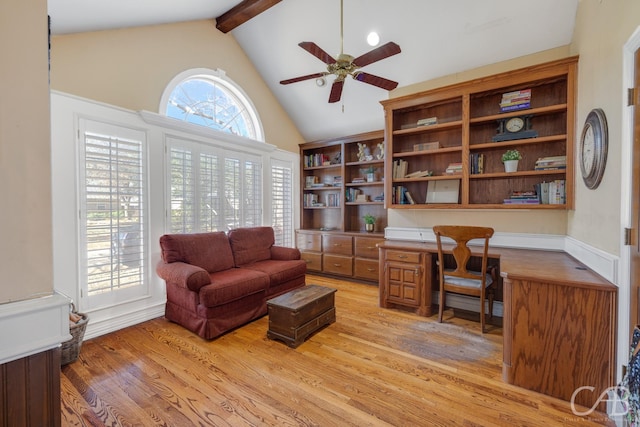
{"left": 300, "top": 251, "right": 322, "bottom": 272}
{"left": 296, "top": 232, "right": 321, "bottom": 252}
{"left": 323, "top": 254, "right": 353, "bottom": 276}
{"left": 354, "top": 258, "right": 379, "bottom": 281}
{"left": 385, "top": 250, "right": 421, "bottom": 264}
{"left": 323, "top": 235, "right": 353, "bottom": 255}
{"left": 354, "top": 236, "right": 384, "bottom": 259}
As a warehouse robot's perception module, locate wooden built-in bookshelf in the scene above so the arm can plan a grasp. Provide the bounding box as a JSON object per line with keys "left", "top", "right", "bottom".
{"left": 381, "top": 56, "right": 577, "bottom": 209}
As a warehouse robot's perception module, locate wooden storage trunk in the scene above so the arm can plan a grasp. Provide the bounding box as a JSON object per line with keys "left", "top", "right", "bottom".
{"left": 267, "top": 285, "right": 337, "bottom": 348}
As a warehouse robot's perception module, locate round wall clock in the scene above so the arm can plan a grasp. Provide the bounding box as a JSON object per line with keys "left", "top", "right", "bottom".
{"left": 579, "top": 108, "right": 608, "bottom": 189}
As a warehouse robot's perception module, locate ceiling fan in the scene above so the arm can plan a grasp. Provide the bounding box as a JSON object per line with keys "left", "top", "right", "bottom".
{"left": 279, "top": 0, "right": 401, "bottom": 103}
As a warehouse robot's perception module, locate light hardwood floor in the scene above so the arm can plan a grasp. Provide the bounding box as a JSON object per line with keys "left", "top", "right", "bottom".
{"left": 60, "top": 275, "right": 615, "bottom": 426}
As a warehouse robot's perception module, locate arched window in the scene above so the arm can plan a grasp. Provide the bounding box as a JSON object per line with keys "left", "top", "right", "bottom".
{"left": 160, "top": 68, "right": 264, "bottom": 141}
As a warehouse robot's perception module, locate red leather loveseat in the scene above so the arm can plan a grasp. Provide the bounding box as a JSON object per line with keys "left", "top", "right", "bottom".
{"left": 156, "top": 227, "right": 306, "bottom": 339}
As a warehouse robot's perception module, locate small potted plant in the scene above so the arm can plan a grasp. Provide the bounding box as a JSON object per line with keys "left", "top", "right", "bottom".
{"left": 363, "top": 214, "right": 376, "bottom": 232}
{"left": 501, "top": 149, "right": 522, "bottom": 173}
{"left": 361, "top": 166, "right": 376, "bottom": 182}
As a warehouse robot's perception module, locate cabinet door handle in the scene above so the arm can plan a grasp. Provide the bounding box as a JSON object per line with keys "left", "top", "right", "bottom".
{"left": 333, "top": 243, "right": 342, "bottom": 247}
{"left": 333, "top": 263, "right": 341, "bottom": 267}
{"left": 367, "top": 268, "right": 376, "bottom": 272}
{"left": 305, "top": 260, "right": 312, "bottom": 264}
{"left": 415, "top": 269, "right": 420, "bottom": 276}
{"left": 398, "top": 254, "right": 408, "bottom": 259}
{"left": 367, "top": 246, "right": 375, "bottom": 249}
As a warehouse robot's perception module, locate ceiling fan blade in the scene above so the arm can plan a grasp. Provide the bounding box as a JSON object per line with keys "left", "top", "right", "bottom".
{"left": 299, "top": 41, "right": 336, "bottom": 65}
{"left": 354, "top": 72, "right": 399, "bottom": 91}
{"left": 280, "top": 72, "right": 327, "bottom": 85}
{"left": 328, "top": 80, "right": 344, "bottom": 103}
{"left": 352, "top": 42, "right": 401, "bottom": 68}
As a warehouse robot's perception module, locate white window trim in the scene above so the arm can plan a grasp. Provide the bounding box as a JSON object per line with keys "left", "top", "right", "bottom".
{"left": 159, "top": 68, "right": 265, "bottom": 142}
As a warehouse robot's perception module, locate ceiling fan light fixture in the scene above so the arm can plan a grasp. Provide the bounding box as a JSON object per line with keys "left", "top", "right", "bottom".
{"left": 316, "top": 77, "right": 326, "bottom": 87}
{"left": 367, "top": 31, "right": 380, "bottom": 46}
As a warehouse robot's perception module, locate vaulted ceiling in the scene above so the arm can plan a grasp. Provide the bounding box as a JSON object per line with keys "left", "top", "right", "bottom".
{"left": 48, "top": 0, "right": 579, "bottom": 141}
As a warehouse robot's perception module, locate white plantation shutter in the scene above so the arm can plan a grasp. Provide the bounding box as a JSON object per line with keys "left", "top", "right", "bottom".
{"left": 79, "top": 119, "right": 148, "bottom": 309}
{"left": 271, "top": 160, "right": 293, "bottom": 246}
{"left": 168, "top": 138, "right": 262, "bottom": 233}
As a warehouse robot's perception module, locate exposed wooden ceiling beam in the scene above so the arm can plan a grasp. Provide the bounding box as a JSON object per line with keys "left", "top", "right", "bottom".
{"left": 215, "top": 0, "right": 282, "bottom": 33}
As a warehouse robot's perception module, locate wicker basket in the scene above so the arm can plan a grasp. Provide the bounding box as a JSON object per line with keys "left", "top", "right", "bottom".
{"left": 61, "top": 306, "right": 89, "bottom": 366}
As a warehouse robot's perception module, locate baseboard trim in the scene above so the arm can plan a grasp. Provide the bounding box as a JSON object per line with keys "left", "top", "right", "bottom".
{"left": 83, "top": 304, "right": 166, "bottom": 340}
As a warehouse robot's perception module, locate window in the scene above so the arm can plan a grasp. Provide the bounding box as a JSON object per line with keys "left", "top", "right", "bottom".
{"left": 271, "top": 160, "right": 294, "bottom": 247}
{"left": 78, "top": 119, "right": 148, "bottom": 309}
{"left": 168, "top": 138, "right": 262, "bottom": 234}
{"left": 160, "top": 68, "right": 264, "bottom": 141}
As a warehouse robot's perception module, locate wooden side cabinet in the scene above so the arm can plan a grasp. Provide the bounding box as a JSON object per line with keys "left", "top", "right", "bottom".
{"left": 379, "top": 247, "right": 433, "bottom": 316}
{"left": 502, "top": 275, "right": 617, "bottom": 411}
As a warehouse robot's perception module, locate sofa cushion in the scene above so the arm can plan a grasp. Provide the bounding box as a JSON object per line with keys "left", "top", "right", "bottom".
{"left": 159, "top": 232, "right": 235, "bottom": 273}
{"left": 228, "top": 227, "right": 275, "bottom": 266}
{"left": 199, "top": 268, "right": 269, "bottom": 308}
{"left": 241, "top": 259, "right": 307, "bottom": 287}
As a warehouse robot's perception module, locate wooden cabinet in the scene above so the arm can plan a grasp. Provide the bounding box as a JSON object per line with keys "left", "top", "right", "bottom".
{"left": 502, "top": 274, "right": 617, "bottom": 411}
{"left": 379, "top": 247, "right": 433, "bottom": 316}
{"left": 296, "top": 230, "right": 383, "bottom": 283}
{"left": 380, "top": 56, "right": 577, "bottom": 209}
{"left": 301, "top": 130, "right": 387, "bottom": 233}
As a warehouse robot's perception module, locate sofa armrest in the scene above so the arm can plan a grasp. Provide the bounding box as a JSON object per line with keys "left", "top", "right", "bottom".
{"left": 270, "top": 246, "right": 301, "bottom": 261}
{"left": 156, "top": 261, "right": 211, "bottom": 291}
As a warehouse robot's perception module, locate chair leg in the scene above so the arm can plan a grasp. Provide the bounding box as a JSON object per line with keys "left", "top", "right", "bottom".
{"left": 438, "top": 286, "right": 445, "bottom": 323}
{"left": 480, "top": 298, "right": 485, "bottom": 334}
{"left": 488, "top": 291, "right": 494, "bottom": 320}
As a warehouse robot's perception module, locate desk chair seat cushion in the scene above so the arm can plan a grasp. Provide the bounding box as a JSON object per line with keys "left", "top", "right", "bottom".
{"left": 443, "top": 272, "right": 493, "bottom": 289}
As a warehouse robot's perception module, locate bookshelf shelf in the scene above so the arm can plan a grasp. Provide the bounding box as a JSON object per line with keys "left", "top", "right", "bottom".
{"left": 381, "top": 56, "right": 577, "bottom": 209}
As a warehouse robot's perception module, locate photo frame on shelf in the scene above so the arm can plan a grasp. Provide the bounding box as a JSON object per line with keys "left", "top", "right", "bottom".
{"left": 426, "top": 179, "right": 460, "bottom": 204}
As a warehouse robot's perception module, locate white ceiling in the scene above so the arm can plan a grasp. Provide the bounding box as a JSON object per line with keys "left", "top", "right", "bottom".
{"left": 47, "top": 0, "right": 579, "bottom": 142}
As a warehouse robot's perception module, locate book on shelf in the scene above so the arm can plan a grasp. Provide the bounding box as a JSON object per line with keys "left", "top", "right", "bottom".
{"left": 532, "top": 180, "right": 565, "bottom": 204}
{"left": 404, "top": 170, "right": 433, "bottom": 178}
{"left": 417, "top": 117, "right": 438, "bottom": 127}
{"left": 345, "top": 188, "right": 361, "bottom": 202}
{"left": 503, "top": 189, "right": 539, "bottom": 205}
{"left": 303, "top": 153, "right": 332, "bottom": 168}
{"left": 405, "top": 191, "right": 416, "bottom": 205}
{"left": 534, "top": 156, "right": 567, "bottom": 171}
{"left": 392, "top": 185, "right": 410, "bottom": 204}
{"left": 303, "top": 193, "right": 319, "bottom": 207}
{"left": 393, "top": 159, "right": 408, "bottom": 179}
{"left": 325, "top": 193, "right": 341, "bottom": 207}
{"left": 499, "top": 88, "right": 531, "bottom": 112}
{"left": 470, "top": 153, "right": 485, "bottom": 174}
{"left": 332, "top": 176, "right": 343, "bottom": 187}
{"left": 413, "top": 141, "right": 440, "bottom": 151}
{"left": 445, "top": 162, "right": 463, "bottom": 175}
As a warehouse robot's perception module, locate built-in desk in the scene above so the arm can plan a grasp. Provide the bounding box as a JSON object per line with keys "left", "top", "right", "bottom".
{"left": 378, "top": 240, "right": 617, "bottom": 411}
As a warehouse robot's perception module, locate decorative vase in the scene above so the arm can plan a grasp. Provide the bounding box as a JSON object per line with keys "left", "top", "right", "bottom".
{"left": 365, "top": 223, "right": 374, "bottom": 232}
{"left": 504, "top": 160, "right": 519, "bottom": 173}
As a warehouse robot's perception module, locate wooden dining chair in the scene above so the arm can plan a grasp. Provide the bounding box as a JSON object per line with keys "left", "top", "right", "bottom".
{"left": 433, "top": 225, "right": 495, "bottom": 333}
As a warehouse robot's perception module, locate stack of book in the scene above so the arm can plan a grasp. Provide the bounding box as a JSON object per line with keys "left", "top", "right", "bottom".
{"left": 404, "top": 170, "right": 433, "bottom": 178}
{"left": 332, "top": 176, "right": 343, "bottom": 187}
{"left": 500, "top": 89, "right": 531, "bottom": 112}
{"left": 445, "top": 162, "right": 463, "bottom": 175}
{"left": 503, "top": 190, "right": 540, "bottom": 205}
{"left": 393, "top": 159, "right": 408, "bottom": 178}
{"left": 534, "top": 156, "right": 566, "bottom": 171}
{"left": 470, "top": 153, "right": 485, "bottom": 174}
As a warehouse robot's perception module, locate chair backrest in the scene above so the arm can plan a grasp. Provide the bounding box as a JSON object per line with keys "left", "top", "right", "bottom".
{"left": 433, "top": 225, "right": 494, "bottom": 279}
